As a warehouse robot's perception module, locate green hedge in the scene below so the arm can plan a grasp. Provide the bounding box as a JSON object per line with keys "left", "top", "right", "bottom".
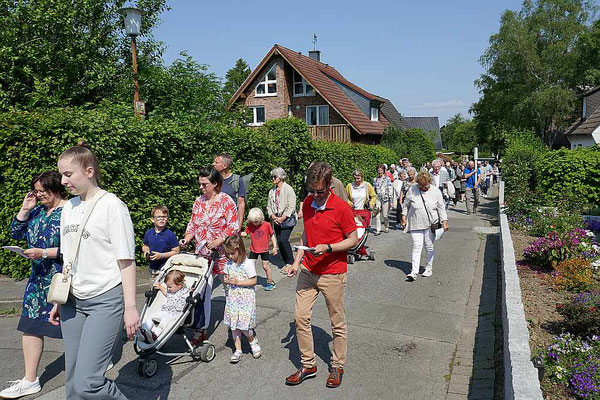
{"left": 0, "top": 106, "right": 395, "bottom": 278}
{"left": 535, "top": 147, "right": 600, "bottom": 207}
{"left": 502, "top": 130, "right": 600, "bottom": 216}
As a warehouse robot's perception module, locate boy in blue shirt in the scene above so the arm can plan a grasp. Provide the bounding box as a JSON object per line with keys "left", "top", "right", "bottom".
{"left": 142, "top": 205, "right": 180, "bottom": 276}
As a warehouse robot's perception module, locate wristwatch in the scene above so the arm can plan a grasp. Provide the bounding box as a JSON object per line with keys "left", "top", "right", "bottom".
{"left": 42, "top": 249, "right": 48, "bottom": 259}
{"left": 326, "top": 244, "right": 332, "bottom": 253}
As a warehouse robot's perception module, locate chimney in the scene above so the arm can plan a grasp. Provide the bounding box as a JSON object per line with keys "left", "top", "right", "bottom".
{"left": 308, "top": 50, "right": 321, "bottom": 62}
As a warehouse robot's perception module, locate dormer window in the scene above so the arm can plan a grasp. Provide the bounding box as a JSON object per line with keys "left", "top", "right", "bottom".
{"left": 293, "top": 70, "right": 314, "bottom": 97}
{"left": 256, "top": 65, "right": 277, "bottom": 97}
{"left": 370, "top": 106, "right": 379, "bottom": 121}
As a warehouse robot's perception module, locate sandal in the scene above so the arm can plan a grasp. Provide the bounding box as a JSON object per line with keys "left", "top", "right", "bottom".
{"left": 281, "top": 265, "right": 290, "bottom": 274}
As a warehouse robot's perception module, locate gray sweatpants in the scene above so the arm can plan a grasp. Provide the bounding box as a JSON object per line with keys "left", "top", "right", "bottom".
{"left": 60, "top": 284, "right": 127, "bottom": 400}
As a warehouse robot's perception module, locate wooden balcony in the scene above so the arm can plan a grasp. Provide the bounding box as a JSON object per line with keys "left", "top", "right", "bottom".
{"left": 308, "top": 124, "right": 351, "bottom": 143}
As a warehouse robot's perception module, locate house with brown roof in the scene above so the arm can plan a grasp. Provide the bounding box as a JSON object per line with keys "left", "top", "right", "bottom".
{"left": 564, "top": 86, "right": 600, "bottom": 149}
{"left": 228, "top": 44, "right": 399, "bottom": 144}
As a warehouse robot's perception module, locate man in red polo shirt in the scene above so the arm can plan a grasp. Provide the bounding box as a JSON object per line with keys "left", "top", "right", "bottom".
{"left": 285, "top": 162, "right": 358, "bottom": 388}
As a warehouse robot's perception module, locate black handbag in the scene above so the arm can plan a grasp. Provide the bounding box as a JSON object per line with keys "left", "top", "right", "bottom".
{"left": 420, "top": 192, "right": 442, "bottom": 233}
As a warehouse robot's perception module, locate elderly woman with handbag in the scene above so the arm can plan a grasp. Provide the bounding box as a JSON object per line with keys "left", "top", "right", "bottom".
{"left": 401, "top": 171, "right": 448, "bottom": 282}
{"left": 267, "top": 167, "right": 297, "bottom": 275}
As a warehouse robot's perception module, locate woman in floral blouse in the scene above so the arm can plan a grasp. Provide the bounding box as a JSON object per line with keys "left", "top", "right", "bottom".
{"left": 1, "top": 172, "right": 66, "bottom": 399}
{"left": 180, "top": 166, "right": 239, "bottom": 346}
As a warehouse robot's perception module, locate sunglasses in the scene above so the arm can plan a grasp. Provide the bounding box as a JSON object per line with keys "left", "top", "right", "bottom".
{"left": 308, "top": 188, "right": 327, "bottom": 195}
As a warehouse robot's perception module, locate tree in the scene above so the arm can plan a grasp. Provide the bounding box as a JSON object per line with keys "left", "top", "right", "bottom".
{"left": 472, "top": 0, "right": 598, "bottom": 149}
{"left": 0, "top": 0, "right": 168, "bottom": 109}
{"left": 441, "top": 113, "right": 478, "bottom": 154}
{"left": 381, "top": 125, "right": 436, "bottom": 167}
{"left": 223, "top": 58, "right": 251, "bottom": 102}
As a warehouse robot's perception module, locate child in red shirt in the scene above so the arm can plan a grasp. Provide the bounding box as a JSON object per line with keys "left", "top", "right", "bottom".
{"left": 241, "top": 208, "right": 278, "bottom": 290}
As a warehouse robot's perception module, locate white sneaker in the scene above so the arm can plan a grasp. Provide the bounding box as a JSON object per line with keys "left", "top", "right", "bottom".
{"left": 249, "top": 338, "right": 262, "bottom": 359}
{"left": 405, "top": 273, "right": 417, "bottom": 282}
{"left": 422, "top": 269, "right": 433, "bottom": 277}
{"left": 230, "top": 350, "right": 242, "bottom": 364}
{"left": 0, "top": 378, "right": 41, "bottom": 399}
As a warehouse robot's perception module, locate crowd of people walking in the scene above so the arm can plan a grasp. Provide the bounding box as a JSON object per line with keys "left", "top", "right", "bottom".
{"left": 1, "top": 142, "right": 498, "bottom": 398}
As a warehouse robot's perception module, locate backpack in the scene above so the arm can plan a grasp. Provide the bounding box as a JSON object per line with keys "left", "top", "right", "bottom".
{"left": 231, "top": 173, "right": 253, "bottom": 198}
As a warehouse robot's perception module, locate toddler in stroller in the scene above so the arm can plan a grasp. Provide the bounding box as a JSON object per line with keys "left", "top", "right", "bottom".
{"left": 347, "top": 210, "right": 375, "bottom": 264}
{"left": 137, "top": 270, "right": 188, "bottom": 343}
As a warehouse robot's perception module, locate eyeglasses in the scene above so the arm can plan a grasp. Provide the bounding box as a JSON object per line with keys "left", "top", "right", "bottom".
{"left": 33, "top": 189, "right": 48, "bottom": 195}
{"left": 307, "top": 188, "right": 327, "bottom": 195}
{"left": 271, "top": 176, "right": 278, "bottom": 179}
{"left": 152, "top": 216, "right": 168, "bottom": 220}
{"left": 199, "top": 182, "right": 213, "bottom": 187}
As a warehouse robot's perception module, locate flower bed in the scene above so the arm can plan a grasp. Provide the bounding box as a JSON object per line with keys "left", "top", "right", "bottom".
{"left": 511, "top": 227, "right": 600, "bottom": 400}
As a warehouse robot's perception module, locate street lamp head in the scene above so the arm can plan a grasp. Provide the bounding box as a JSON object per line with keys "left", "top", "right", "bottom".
{"left": 119, "top": 6, "right": 145, "bottom": 37}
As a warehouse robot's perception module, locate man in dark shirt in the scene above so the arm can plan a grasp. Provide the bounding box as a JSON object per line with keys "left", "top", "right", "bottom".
{"left": 213, "top": 153, "right": 246, "bottom": 225}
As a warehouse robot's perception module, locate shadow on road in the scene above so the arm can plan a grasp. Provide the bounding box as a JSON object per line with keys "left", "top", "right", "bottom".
{"left": 384, "top": 259, "right": 412, "bottom": 276}
{"left": 281, "top": 322, "right": 332, "bottom": 370}
{"left": 39, "top": 353, "right": 64, "bottom": 388}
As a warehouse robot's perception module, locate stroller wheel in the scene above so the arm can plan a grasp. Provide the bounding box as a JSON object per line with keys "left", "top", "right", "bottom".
{"left": 200, "top": 343, "right": 216, "bottom": 363}
{"left": 368, "top": 251, "right": 376, "bottom": 261}
{"left": 347, "top": 254, "right": 355, "bottom": 264}
{"left": 138, "top": 358, "right": 158, "bottom": 378}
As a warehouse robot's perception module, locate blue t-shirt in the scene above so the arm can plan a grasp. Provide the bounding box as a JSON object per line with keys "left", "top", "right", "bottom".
{"left": 143, "top": 228, "right": 179, "bottom": 270}
{"left": 221, "top": 174, "right": 247, "bottom": 205}
{"left": 465, "top": 167, "right": 482, "bottom": 189}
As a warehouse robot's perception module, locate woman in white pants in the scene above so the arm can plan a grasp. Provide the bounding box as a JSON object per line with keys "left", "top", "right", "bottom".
{"left": 401, "top": 171, "right": 448, "bottom": 281}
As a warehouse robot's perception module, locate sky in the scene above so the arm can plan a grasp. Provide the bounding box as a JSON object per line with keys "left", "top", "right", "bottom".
{"left": 152, "top": 0, "right": 524, "bottom": 125}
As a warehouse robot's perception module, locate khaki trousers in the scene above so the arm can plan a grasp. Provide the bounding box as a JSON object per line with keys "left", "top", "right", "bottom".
{"left": 466, "top": 187, "right": 480, "bottom": 213}
{"left": 294, "top": 267, "right": 347, "bottom": 369}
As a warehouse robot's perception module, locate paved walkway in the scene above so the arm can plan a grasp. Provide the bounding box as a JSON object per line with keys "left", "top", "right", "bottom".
{"left": 0, "top": 189, "right": 501, "bottom": 400}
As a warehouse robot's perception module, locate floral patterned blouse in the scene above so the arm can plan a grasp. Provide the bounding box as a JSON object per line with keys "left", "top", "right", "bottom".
{"left": 186, "top": 192, "right": 239, "bottom": 274}
{"left": 10, "top": 205, "right": 62, "bottom": 322}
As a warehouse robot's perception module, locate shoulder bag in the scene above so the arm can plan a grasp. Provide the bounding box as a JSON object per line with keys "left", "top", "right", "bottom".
{"left": 47, "top": 190, "right": 108, "bottom": 304}
{"left": 420, "top": 191, "right": 442, "bottom": 233}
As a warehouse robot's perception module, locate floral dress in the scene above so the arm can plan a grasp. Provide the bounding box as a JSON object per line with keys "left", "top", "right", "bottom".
{"left": 10, "top": 205, "right": 63, "bottom": 338}
{"left": 223, "top": 259, "right": 256, "bottom": 331}
{"left": 186, "top": 192, "right": 239, "bottom": 274}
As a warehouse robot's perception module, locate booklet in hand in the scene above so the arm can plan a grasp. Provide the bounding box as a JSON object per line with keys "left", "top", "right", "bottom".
{"left": 2, "top": 246, "right": 28, "bottom": 259}
{"left": 294, "top": 245, "right": 316, "bottom": 253}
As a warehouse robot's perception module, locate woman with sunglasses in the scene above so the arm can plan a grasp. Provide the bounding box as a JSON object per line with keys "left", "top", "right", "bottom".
{"left": 180, "top": 166, "right": 239, "bottom": 346}
{"left": 267, "top": 167, "right": 297, "bottom": 275}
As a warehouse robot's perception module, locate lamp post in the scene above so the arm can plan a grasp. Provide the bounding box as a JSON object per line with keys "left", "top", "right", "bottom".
{"left": 119, "top": 6, "right": 145, "bottom": 116}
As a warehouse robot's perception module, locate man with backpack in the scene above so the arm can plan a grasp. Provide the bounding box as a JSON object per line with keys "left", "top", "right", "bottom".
{"left": 213, "top": 153, "right": 247, "bottom": 225}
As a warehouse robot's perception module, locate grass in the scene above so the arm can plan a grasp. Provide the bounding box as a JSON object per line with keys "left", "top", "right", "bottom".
{"left": 0, "top": 307, "right": 20, "bottom": 315}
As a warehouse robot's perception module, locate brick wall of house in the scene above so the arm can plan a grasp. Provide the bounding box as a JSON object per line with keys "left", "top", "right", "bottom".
{"left": 242, "top": 56, "right": 291, "bottom": 120}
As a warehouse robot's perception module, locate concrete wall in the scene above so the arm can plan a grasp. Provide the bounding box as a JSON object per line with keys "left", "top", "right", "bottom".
{"left": 499, "top": 181, "right": 544, "bottom": 400}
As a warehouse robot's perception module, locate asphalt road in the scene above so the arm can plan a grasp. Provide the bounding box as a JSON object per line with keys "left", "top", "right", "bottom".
{"left": 0, "top": 195, "right": 499, "bottom": 400}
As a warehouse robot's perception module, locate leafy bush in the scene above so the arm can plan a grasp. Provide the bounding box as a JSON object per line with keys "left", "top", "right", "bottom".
{"left": 380, "top": 125, "right": 436, "bottom": 167}
{"left": 536, "top": 147, "right": 600, "bottom": 210}
{"left": 0, "top": 109, "right": 394, "bottom": 278}
{"left": 529, "top": 207, "right": 585, "bottom": 237}
{"left": 552, "top": 259, "right": 595, "bottom": 293}
{"left": 524, "top": 228, "right": 599, "bottom": 270}
{"left": 545, "top": 333, "right": 600, "bottom": 399}
{"left": 557, "top": 292, "right": 600, "bottom": 337}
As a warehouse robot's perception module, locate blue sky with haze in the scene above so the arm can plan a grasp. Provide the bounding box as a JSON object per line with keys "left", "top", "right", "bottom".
{"left": 153, "top": 0, "right": 524, "bottom": 125}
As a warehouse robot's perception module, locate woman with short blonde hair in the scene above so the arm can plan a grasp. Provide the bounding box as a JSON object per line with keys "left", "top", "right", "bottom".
{"left": 401, "top": 171, "right": 448, "bottom": 281}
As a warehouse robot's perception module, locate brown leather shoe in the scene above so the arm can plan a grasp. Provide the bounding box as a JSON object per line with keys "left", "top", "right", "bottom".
{"left": 285, "top": 366, "right": 317, "bottom": 385}
{"left": 326, "top": 367, "right": 344, "bottom": 388}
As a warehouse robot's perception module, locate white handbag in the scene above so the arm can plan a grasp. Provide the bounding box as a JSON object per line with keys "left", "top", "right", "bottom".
{"left": 47, "top": 190, "right": 107, "bottom": 304}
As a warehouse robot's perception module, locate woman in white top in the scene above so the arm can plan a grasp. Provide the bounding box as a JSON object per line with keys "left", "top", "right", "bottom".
{"left": 401, "top": 171, "right": 449, "bottom": 282}
{"left": 50, "top": 141, "right": 138, "bottom": 399}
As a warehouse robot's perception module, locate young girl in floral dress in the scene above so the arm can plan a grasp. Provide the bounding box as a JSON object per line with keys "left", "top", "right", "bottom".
{"left": 223, "top": 236, "right": 262, "bottom": 363}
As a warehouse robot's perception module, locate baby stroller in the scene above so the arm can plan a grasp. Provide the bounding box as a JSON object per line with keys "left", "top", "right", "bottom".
{"left": 347, "top": 210, "right": 375, "bottom": 264}
{"left": 134, "top": 252, "right": 218, "bottom": 378}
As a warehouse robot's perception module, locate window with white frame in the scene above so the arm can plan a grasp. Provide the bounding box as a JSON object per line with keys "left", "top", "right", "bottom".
{"left": 306, "top": 105, "right": 329, "bottom": 125}
{"left": 255, "top": 65, "right": 277, "bottom": 96}
{"left": 370, "top": 106, "right": 379, "bottom": 121}
{"left": 293, "top": 70, "right": 314, "bottom": 96}
{"left": 249, "top": 106, "right": 265, "bottom": 125}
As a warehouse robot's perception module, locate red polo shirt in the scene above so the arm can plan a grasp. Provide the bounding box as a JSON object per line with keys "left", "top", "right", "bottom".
{"left": 302, "top": 190, "right": 357, "bottom": 275}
